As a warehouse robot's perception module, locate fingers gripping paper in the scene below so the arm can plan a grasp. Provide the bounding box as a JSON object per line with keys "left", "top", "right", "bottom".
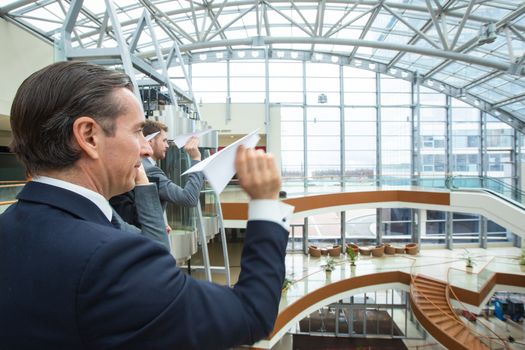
{"left": 182, "top": 130, "right": 260, "bottom": 194}
{"left": 173, "top": 129, "right": 214, "bottom": 148}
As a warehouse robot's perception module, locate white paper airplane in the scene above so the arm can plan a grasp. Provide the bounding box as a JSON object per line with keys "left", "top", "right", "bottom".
{"left": 182, "top": 130, "right": 260, "bottom": 194}
{"left": 173, "top": 129, "right": 214, "bottom": 148}
{"left": 145, "top": 131, "right": 160, "bottom": 141}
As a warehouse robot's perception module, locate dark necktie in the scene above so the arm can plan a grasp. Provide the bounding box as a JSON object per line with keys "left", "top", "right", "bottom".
{"left": 110, "top": 212, "right": 121, "bottom": 229}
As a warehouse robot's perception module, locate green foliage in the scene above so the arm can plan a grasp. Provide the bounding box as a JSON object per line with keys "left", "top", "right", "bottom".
{"left": 347, "top": 247, "right": 357, "bottom": 266}
{"left": 282, "top": 277, "right": 294, "bottom": 291}
{"left": 323, "top": 257, "right": 336, "bottom": 272}
{"left": 462, "top": 249, "right": 475, "bottom": 268}
{"left": 520, "top": 249, "right": 525, "bottom": 266}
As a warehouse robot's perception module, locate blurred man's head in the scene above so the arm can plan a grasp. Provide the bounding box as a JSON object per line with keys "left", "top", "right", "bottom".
{"left": 143, "top": 120, "right": 169, "bottom": 161}
{"left": 10, "top": 61, "right": 150, "bottom": 198}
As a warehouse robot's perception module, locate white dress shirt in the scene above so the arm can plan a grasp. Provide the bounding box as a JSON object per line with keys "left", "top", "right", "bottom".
{"left": 32, "top": 176, "right": 113, "bottom": 223}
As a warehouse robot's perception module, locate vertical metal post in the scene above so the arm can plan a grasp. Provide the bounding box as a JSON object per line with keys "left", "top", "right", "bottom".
{"left": 215, "top": 198, "right": 231, "bottom": 286}
{"left": 413, "top": 209, "right": 421, "bottom": 245}
{"left": 446, "top": 94, "right": 452, "bottom": 187}
{"left": 481, "top": 111, "right": 486, "bottom": 186}
{"left": 480, "top": 216, "right": 488, "bottom": 249}
{"left": 104, "top": 0, "right": 143, "bottom": 111}
{"left": 61, "top": 0, "right": 84, "bottom": 57}
{"left": 143, "top": 11, "right": 178, "bottom": 107}
{"left": 376, "top": 72, "right": 382, "bottom": 186}
{"left": 446, "top": 211, "right": 453, "bottom": 250}
{"left": 264, "top": 48, "right": 271, "bottom": 151}
{"left": 512, "top": 128, "right": 519, "bottom": 201}
{"left": 340, "top": 211, "right": 346, "bottom": 250}
{"left": 195, "top": 202, "right": 212, "bottom": 282}
{"left": 170, "top": 39, "right": 201, "bottom": 119}
{"left": 377, "top": 208, "right": 383, "bottom": 245}
{"left": 303, "top": 217, "right": 309, "bottom": 254}
{"left": 339, "top": 64, "right": 345, "bottom": 187}
{"left": 226, "top": 58, "right": 231, "bottom": 123}
{"left": 412, "top": 74, "right": 422, "bottom": 186}
{"left": 303, "top": 61, "right": 308, "bottom": 187}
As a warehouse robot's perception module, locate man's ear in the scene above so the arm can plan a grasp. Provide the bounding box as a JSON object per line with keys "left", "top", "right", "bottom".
{"left": 72, "top": 116, "right": 103, "bottom": 160}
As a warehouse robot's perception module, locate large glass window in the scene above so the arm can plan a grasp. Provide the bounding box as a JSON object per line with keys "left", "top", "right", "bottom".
{"left": 451, "top": 99, "right": 480, "bottom": 176}
{"left": 281, "top": 107, "right": 304, "bottom": 177}
{"left": 306, "top": 107, "right": 340, "bottom": 177}
{"left": 381, "top": 108, "right": 411, "bottom": 182}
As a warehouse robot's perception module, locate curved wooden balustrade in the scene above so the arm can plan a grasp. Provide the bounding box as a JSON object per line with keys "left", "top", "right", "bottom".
{"left": 222, "top": 190, "right": 450, "bottom": 220}
{"left": 410, "top": 275, "right": 490, "bottom": 350}
{"left": 250, "top": 268, "right": 525, "bottom": 350}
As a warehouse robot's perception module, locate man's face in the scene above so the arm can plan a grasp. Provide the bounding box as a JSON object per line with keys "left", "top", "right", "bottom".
{"left": 99, "top": 88, "right": 149, "bottom": 198}
{"left": 149, "top": 129, "right": 169, "bottom": 161}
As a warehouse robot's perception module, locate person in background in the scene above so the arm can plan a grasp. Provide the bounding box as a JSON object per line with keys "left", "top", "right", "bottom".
{"left": 0, "top": 61, "right": 292, "bottom": 349}
{"left": 142, "top": 120, "right": 204, "bottom": 232}
{"left": 110, "top": 134, "right": 169, "bottom": 250}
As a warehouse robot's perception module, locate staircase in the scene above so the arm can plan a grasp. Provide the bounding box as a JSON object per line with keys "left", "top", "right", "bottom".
{"left": 410, "top": 275, "right": 489, "bottom": 350}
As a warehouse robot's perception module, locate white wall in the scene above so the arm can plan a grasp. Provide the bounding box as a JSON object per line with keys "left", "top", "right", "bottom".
{"left": 200, "top": 103, "right": 282, "bottom": 169}
{"left": 0, "top": 18, "right": 54, "bottom": 145}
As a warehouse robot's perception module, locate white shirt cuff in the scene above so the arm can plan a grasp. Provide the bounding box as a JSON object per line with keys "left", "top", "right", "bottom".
{"left": 248, "top": 200, "right": 294, "bottom": 231}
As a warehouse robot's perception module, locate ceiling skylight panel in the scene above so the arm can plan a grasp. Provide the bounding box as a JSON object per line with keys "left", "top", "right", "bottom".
{"left": 382, "top": 33, "right": 410, "bottom": 45}
{"left": 471, "top": 4, "right": 511, "bottom": 21}
{"left": 506, "top": 103, "right": 525, "bottom": 114}
{"left": 151, "top": 1, "right": 186, "bottom": 13}
{"left": 356, "top": 46, "right": 374, "bottom": 57}
{"left": 265, "top": 8, "right": 291, "bottom": 25}
{"left": 370, "top": 49, "right": 398, "bottom": 63}
{"left": 292, "top": 7, "right": 317, "bottom": 25}
{"left": 18, "top": 17, "right": 60, "bottom": 33}
{"left": 364, "top": 30, "right": 384, "bottom": 42}
{"left": 439, "top": 75, "right": 469, "bottom": 87}
{"left": 334, "top": 28, "right": 364, "bottom": 40}
{"left": 483, "top": 90, "right": 511, "bottom": 103}
{"left": 494, "top": 82, "right": 525, "bottom": 97}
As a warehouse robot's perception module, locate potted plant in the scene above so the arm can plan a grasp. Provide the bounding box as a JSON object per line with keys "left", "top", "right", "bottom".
{"left": 462, "top": 249, "right": 475, "bottom": 272}
{"left": 347, "top": 246, "right": 357, "bottom": 267}
{"left": 282, "top": 277, "right": 294, "bottom": 292}
{"left": 322, "top": 257, "right": 336, "bottom": 273}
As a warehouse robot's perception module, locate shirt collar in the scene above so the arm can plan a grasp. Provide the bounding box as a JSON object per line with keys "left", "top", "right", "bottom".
{"left": 147, "top": 157, "right": 156, "bottom": 165}
{"left": 32, "top": 176, "right": 113, "bottom": 222}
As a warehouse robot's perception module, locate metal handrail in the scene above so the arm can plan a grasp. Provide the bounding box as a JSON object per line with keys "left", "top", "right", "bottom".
{"left": 446, "top": 262, "right": 508, "bottom": 349}
{"left": 409, "top": 259, "right": 504, "bottom": 349}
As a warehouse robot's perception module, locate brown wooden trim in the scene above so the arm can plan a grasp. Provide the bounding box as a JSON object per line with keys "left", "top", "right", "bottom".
{"left": 0, "top": 184, "right": 25, "bottom": 188}
{"left": 269, "top": 271, "right": 411, "bottom": 338}
{"left": 221, "top": 203, "right": 249, "bottom": 220}
{"left": 0, "top": 200, "right": 17, "bottom": 206}
{"left": 263, "top": 270, "right": 524, "bottom": 347}
{"left": 221, "top": 190, "right": 450, "bottom": 220}
{"left": 450, "top": 272, "right": 525, "bottom": 306}
{"left": 410, "top": 292, "right": 469, "bottom": 350}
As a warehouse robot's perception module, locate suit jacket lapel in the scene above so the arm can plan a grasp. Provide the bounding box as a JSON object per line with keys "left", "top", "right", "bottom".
{"left": 17, "top": 182, "right": 112, "bottom": 227}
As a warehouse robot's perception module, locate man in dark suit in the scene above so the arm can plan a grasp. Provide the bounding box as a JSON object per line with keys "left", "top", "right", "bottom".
{"left": 0, "top": 61, "right": 291, "bottom": 349}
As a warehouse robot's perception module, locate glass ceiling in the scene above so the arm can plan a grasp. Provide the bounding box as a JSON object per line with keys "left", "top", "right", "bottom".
{"left": 1, "top": 0, "right": 524, "bottom": 127}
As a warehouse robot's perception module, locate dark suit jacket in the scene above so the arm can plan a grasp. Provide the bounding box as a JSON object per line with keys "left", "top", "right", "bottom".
{"left": 0, "top": 182, "right": 288, "bottom": 349}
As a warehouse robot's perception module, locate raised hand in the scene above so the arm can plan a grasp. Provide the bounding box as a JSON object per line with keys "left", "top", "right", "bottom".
{"left": 235, "top": 146, "right": 281, "bottom": 200}
{"left": 184, "top": 136, "right": 201, "bottom": 161}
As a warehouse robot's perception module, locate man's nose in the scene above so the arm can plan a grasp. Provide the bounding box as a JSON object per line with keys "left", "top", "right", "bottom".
{"left": 140, "top": 135, "right": 153, "bottom": 158}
